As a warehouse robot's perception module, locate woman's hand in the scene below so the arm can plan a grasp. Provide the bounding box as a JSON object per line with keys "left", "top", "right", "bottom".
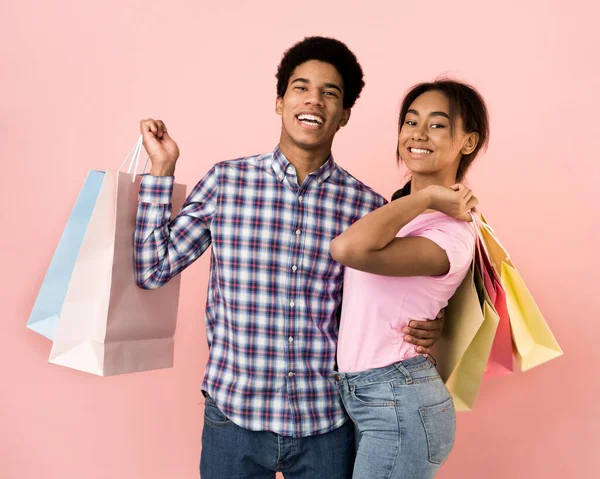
{"left": 425, "top": 184, "right": 478, "bottom": 221}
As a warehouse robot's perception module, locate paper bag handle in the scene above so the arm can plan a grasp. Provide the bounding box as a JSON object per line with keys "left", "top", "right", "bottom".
{"left": 119, "top": 135, "right": 151, "bottom": 182}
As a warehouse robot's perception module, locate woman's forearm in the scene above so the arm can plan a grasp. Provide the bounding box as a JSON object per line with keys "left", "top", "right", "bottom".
{"left": 331, "top": 189, "right": 431, "bottom": 258}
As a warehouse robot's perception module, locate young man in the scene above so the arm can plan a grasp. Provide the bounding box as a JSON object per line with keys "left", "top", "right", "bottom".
{"left": 135, "top": 36, "right": 444, "bottom": 478}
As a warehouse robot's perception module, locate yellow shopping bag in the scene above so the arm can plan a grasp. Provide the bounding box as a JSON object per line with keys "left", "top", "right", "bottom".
{"left": 478, "top": 215, "right": 563, "bottom": 371}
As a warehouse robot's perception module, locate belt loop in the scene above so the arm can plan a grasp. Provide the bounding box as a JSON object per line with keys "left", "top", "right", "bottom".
{"left": 334, "top": 372, "right": 350, "bottom": 394}
{"left": 426, "top": 353, "right": 438, "bottom": 367}
{"left": 395, "top": 362, "right": 413, "bottom": 385}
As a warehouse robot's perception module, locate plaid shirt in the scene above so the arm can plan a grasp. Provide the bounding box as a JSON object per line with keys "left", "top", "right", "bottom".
{"left": 135, "top": 145, "right": 385, "bottom": 437}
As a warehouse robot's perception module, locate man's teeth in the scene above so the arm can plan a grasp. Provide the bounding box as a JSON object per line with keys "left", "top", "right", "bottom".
{"left": 298, "top": 114, "right": 324, "bottom": 125}
{"left": 410, "top": 148, "right": 432, "bottom": 154}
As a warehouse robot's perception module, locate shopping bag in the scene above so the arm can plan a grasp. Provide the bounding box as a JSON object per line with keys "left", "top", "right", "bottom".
{"left": 478, "top": 215, "right": 563, "bottom": 371}
{"left": 47, "top": 136, "right": 187, "bottom": 376}
{"left": 26, "top": 171, "right": 105, "bottom": 339}
{"left": 433, "top": 262, "right": 500, "bottom": 411}
{"left": 473, "top": 230, "right": 514, "bottom": 378}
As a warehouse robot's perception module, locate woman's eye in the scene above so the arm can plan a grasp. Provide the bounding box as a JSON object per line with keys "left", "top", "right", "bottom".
{"left": 431, "top": 124, "right": 446, "bottom": 129}
{"left": 405, "top": 120, "right": 417, "bottom": 126}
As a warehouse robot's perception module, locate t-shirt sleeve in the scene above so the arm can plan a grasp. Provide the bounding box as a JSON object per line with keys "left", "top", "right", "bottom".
{"left": 416, "top": 220, "right": 476, "bottom": 279}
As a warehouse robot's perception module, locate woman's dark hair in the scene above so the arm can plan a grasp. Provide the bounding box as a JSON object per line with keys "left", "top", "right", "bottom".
{"left": 276, "top": 36, "right": 365, "bottom": 109}
{"left": 396, "top": 79, "right": 490, "bottom": 182}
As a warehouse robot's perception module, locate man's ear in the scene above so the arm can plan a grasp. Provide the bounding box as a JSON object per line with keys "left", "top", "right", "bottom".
{"left": 275, "top": 97, "right": 283, "bottom": 116}
{"left": 461, "top": 132, "right": 479, "bottom": 155}
{"left": 339, "top": 108, "right": 351, "bottom": 128}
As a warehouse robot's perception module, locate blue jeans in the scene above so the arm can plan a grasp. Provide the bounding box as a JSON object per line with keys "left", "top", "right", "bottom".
{"left": 334, "top": 355, "right": 456, "bottom": 479}
{"left": 200, "top": 393, "right": 355, "bottom": 478}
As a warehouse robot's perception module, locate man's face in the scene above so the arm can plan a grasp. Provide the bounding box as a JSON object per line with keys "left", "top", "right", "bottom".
{"left": 276, "top": 60, "right": 350, "bottom": 153}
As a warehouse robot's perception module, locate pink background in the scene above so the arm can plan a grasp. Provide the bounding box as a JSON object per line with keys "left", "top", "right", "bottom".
{"left": 1, "top": 0, "right": 598, "bottom": 477}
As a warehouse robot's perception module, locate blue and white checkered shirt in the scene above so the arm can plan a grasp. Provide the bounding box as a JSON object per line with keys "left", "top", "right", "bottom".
{"left": 135, "top": 145, "right": 385, "bottom": 437}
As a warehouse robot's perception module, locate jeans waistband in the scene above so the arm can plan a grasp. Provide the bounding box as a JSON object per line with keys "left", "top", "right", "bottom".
{"left": 333, "top": 355, "right": 435, "bottom": 386}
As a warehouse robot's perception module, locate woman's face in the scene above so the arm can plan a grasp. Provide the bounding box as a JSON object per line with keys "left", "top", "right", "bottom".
{"left": 398, "top": 90, "right": 477, "bottom": 179}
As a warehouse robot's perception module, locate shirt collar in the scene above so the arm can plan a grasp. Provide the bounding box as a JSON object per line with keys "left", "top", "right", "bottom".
{"left": 270, "top": 144, "right": 336, "bottom": 184}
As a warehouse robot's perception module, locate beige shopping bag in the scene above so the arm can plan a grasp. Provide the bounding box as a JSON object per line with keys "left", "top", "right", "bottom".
{"left": 49, "top": 138, "right": 186, "bottom": 375}
{"left": 433, "top": 263, "right": 499, "bottom": 411}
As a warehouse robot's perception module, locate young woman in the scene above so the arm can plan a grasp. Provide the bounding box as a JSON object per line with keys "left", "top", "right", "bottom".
{"left": 330, "top": 79, "right": 490, "bottom": 478}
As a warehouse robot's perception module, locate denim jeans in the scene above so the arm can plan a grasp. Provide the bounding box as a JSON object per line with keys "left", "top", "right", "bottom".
{"left": 334, "top": 355, "right": 456, "bottom": 479}
{"left": 200, "top": 393, "right": 355, "bottom": 478}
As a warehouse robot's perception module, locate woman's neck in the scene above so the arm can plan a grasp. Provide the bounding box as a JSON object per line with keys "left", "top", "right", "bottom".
{"left": 410, "top": 172, "right": 459, "bottom": 194}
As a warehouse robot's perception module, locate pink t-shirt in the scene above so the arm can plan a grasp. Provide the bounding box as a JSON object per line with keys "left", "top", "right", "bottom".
{"left": 336, "top": 211, "right": 476, "bottom": 373}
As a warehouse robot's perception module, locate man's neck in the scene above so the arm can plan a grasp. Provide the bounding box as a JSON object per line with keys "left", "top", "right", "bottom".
{"left": 279, "top": 139, "right": 332, "bottom": 185}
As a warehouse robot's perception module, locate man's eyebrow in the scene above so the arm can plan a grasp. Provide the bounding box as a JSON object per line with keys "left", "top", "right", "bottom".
{"left": 291, "top": 78, "right": 309, "bottom": 85}
{"left": 323, "top": 82, "right": 342, "bottom": 93}
{"left": 291, "top": 78, "right": 343, "bottom": 93}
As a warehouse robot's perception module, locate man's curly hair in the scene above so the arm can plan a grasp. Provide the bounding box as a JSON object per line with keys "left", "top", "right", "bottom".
{"left": 276, "top": 36, "right": 365, "bottom": 109}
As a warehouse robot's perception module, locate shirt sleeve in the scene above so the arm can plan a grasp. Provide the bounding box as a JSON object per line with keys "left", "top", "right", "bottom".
{"left": 134, "top": 165, "right": 219, "bottom": 289}
{"left": 417, "top": 220, "right": 476, "bottom": 279}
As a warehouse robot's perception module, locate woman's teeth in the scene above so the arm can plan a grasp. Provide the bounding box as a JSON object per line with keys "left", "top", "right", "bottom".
{"left": 409, "top": 148, "right": 432, "bottom": 154}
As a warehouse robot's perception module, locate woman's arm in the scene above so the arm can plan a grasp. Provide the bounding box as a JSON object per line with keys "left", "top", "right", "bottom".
{"left": 330, "top": 184, "right": 476, "bottom": 277}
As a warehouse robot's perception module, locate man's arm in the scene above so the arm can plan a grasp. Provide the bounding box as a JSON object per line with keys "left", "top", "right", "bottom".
{"left": 403, "top": 310, "right": 445, "bottom": 355}
{"left": 134, "top": 119, "right": 218, "bottom": 289}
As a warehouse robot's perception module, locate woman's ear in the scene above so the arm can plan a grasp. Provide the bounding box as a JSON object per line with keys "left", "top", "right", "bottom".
{"left": 461, "top": 132, "right": 479, "bottom": 155}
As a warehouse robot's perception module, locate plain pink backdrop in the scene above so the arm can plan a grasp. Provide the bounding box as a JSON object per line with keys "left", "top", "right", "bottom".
{"left": 1, "top": 1, "right": 598, "bottom": 477}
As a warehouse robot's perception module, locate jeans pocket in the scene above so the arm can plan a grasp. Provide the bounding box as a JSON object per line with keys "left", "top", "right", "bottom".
{"left": 418, "top": 397, "right": 456, "bottom": 464}
{"left": 351, "top": 382, "right": 395, "bottom": 407}
{"left": 203, "top": 394, "right": 232, "bottom": 426}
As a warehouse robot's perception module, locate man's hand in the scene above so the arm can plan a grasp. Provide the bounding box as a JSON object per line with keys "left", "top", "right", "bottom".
{"left": 140, "top": 118, "right": 180, "bottom": 176}
{"left": 402, "top": 310, "right": 445, "bottom": 355}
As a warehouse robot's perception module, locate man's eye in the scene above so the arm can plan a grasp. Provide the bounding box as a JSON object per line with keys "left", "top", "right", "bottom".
{"left": 324, "top": 91, "right": 338, "bottom": 97}
{"left": 295, "top": 86, "right": 307, "bottom": 91}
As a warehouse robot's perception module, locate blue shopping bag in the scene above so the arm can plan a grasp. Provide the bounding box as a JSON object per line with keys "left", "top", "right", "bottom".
{"left": 27, "top": 170, "right": 105, "bottom": 339}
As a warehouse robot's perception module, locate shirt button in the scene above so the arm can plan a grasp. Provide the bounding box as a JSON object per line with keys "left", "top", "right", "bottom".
{"left": 291, "top": 265, "right": 298, "bottom": 272}
{"left": 295, "top": 229, "right": 301, "bottom": 235}
{"left": 298, "top": 196, "right": 303, "bottom": 202}
{"left": 289, "top": 300, "right": 295, "bottom": 308}
{"left": 288, "top": 336, "right": 294, "bottom": 343}
{"left": 288, "top": 371, "right": 295, "bottom": 377}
